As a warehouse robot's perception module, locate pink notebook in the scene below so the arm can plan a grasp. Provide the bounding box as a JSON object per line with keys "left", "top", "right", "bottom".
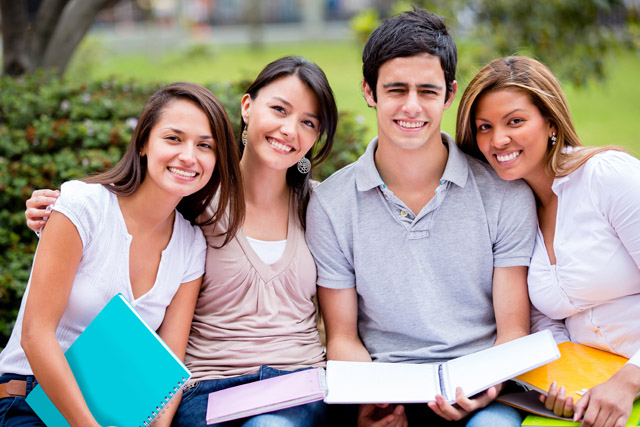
{"left": 206, "top": 368, "right": 326, "bottom": 424}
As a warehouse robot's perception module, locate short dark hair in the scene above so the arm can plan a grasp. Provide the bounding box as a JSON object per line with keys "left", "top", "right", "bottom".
{"left": 85, "top": 82, "right": 244, "bottom": 246}
{"left": 362, "top": 7, "right": 457, "bottom": 102}
{"left": 240, "top": 56, "right": 338, "bottom": 228}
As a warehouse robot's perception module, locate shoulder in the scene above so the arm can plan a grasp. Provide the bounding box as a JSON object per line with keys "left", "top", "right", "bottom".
{"left": 581, "top": 149, "right": 640, "bottom": 182}
{"left": 310, "top": 162, "right": 358, "bottom": 208}
{"left": 173, "top": 210, "right": 207, "bottom": 251}
{"left": 59, "top": 180, "right": 109, "bottom": 200}
{"left": 465, "top": 153, "right": 531, "bottom": 196}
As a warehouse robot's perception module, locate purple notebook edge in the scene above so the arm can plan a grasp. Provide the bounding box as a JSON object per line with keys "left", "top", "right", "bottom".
{"left": 206, "top": 367, "right": 326, "bottom": 424}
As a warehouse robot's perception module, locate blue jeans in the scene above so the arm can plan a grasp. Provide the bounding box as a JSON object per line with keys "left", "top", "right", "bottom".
{"left": 466, "top": 402, "right": 523, "bottom": 427}
{"left": 0, "top": 374, "right": 45, "bottom": 427}
{"left": 172, "top": 366, "right": 327, "bottom": 427}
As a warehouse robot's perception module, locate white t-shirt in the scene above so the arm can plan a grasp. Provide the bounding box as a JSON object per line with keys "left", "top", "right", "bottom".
{"left": 529, "top": 150, "right": 640, "bottom": 367}
{"left": 0, "top": 180, "right": 206, "bottom": 375}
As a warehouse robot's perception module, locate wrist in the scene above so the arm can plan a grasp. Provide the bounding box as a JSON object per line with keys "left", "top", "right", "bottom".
{"left": 614, "top": 364, "right": 640, "bottom": 395}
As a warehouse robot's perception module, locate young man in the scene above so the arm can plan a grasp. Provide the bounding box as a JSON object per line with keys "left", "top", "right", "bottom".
{"left": 306, "top": 8, "right": 537, "bottom": 426}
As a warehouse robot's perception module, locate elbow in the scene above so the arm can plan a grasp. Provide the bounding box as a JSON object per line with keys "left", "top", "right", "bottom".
{"left": 20, "top": 319, "right": 43, "bottom": 359}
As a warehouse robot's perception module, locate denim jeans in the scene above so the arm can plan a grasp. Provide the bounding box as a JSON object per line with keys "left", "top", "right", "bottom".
{"left": 172, "top": 366, "right": 327, "bottom": 427}
{"left": 0, "top": 374, "right": 45, "bottom": 427}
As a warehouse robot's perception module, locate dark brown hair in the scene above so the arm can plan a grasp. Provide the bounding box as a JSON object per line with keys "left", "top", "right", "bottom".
{"left": 240, "top": 56, "right": 337, "bottom": 228}
{"left": 85, "top": 82, "right": 244, "bottom": 246}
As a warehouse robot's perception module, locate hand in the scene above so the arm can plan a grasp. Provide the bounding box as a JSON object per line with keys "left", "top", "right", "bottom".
{"left": 573, "top": 364, "right": 640, "bottom": 427}
{"left": 358, "top": 403, "right": 407, "bottom": 427}
{"left": 25, "top": 189, "right": 59, "bottom": 233}
{"left": 427, "top": 384, "right": 501, "bottom": 421}
{"left": 540, "top": 381, "right": 575, "bottom": 418}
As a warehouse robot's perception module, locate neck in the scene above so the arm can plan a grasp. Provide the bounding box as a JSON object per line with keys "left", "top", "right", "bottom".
{"left": 374, "top": 134, "right": 448, "bottom": 192}
{"left": 118, "top": 180, "right": 178, "bottom": 234}
{"left": 240, "top": 155, "right": 290, "bottom": 208}
{"left": 525, "top": 171, "right": 556, "bottom": 208}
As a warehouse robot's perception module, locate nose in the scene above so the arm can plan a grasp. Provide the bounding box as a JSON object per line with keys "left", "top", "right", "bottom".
{"left": 402, "top": 90, "right": 422, "bottom": 116}
{"left": 178, "top": 142, "right": 196, "bottom": 165}
{"left": 492, "top": 126, "right": 511, "bottom": 148}
{"left": 280, "top": 116, "right": 297, "bottom": 141}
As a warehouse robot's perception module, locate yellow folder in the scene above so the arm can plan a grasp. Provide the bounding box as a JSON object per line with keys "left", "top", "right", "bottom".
{"left": 515, "top": 341, "right": 628, "bottom": 401}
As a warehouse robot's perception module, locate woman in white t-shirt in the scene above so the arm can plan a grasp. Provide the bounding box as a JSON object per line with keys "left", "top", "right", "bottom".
{"left": 456, "top": 56, "right": 640, "bottom": 426}
{"left": 0, "top": 82, "right": 243, "bottom": 426}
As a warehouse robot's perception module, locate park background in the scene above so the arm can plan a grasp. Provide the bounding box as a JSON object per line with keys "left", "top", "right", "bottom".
{"left": 0, "top": 0, "right": 639, "bottom": 347}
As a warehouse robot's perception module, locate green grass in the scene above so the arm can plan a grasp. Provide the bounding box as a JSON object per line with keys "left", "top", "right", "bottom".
{"left": 69, "top": 39, "right": 640, "bottom": 155}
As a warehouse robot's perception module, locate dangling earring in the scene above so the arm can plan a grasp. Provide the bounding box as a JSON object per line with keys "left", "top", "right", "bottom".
{"left": 550, "top": 132, "right": 557, "bottom": 146}
{"left": 297, "top": 156, "right": 311, "bottom": 174}
{"left": 241, "top": 126, "right": 248, "bottom": 146}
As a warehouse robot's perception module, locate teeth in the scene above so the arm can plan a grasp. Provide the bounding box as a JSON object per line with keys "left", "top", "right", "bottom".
{"left": 268, "top": 138, "right": 292, "bottom": 152}
{"left": 397, "top": 120, "right": 425, "bottom": 129}
{"left": 496, "top": 151, "right": 521, "bottom": 162}
{"left": 169, "top": 167, "right": 196, "bottom": 178}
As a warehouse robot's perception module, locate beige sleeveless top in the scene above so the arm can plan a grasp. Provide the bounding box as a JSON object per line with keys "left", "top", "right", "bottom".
{"left": 185, "top": 196, "right": 325, "bottom": 381}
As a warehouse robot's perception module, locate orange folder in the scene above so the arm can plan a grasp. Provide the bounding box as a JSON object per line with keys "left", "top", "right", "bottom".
{"left": 515, "top": 341, "right": 628, "bottom": 401}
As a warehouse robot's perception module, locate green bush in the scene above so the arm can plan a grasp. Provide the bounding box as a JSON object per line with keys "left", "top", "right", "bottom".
{"left": 0, "top": 73, "right": 367, "bottom": 348}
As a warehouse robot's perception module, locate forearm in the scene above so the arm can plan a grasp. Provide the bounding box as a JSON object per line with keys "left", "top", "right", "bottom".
{"left": 24, "top": 333, "right": 99, "bottom": 427}
{"left": 326, "top": 334, "right": 372, "bottom": 362}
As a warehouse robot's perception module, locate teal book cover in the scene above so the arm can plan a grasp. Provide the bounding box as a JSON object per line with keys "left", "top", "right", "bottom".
{"left": 26, "top": 293, "right": 191, "bottom": 426}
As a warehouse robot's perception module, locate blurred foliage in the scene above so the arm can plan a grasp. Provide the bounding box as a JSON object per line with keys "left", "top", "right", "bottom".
{"left": 351, "top": 0, "right": 640, "bottom": 86}
{"left": 0, "top": 72, "right": 367, "bottom": 347}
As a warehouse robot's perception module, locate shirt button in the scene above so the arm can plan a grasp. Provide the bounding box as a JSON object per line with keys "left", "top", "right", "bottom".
{"left": 400, "top": 210, "right": 408, "bottom": 217}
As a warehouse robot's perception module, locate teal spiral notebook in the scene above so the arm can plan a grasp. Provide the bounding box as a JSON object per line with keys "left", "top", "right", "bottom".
{"left": 25, "top": 293, "right": 191, "bottom": 426}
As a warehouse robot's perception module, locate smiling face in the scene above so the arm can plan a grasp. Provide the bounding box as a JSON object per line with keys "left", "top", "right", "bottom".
{"left": 141, "top": 99, "right": 216, "bottom": 204}
{"left": 363, "top": 53, "right": 456, "bottom": 153}
{"left": 241, "top": 74, "right": 320, "bottom": 172}
{"left": 474, "top": 89, "right": 555, "bottom": 182}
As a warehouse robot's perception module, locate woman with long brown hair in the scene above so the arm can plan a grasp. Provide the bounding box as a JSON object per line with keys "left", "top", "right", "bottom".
{"left": 0, "top": 82, "right": 243, "bottom": 426}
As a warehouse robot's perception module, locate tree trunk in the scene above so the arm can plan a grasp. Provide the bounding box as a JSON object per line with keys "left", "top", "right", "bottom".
{"left": 1, "top": 0, "right": 119, "bottom": 76}
{"left": 0, "top": 0, "right": 31, "bottom": 76}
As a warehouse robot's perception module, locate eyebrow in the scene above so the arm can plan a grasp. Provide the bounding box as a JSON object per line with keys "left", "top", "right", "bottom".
{"left": 271, "top": 96, "right": 320, "bottom": 120}
{"left": 476, "top": 109, "right": 528, "bottom": 122}
{"left": 161, "top": 127, "right": 213, "bottom": 139}
{"left": 382, "top": 82, "right": 443, "bottom": 91}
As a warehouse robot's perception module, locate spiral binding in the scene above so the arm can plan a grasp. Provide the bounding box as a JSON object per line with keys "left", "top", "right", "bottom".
{"left": 141, "top": 377, "right": 187, "bottom": 426}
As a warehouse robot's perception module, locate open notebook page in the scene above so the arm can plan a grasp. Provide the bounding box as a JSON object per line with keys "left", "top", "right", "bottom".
{"left": 444, "top": 330, "right": 560, "bottom": 401}
{"left": 324, "top": 361, "right": 440, "bottom": 403}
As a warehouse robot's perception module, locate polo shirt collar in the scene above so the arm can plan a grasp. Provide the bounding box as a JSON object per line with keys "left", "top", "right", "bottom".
{"left": 355, "top": 137, "right": 384, "bottom": 192}
{"left": 440, "top": 132, "right": 469, "bottom": 188}
{"left": 355, "top": 133, "right": 469, "bottom": 192}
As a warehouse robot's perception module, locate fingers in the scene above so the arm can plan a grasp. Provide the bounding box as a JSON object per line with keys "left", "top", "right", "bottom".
{"left": 428, "top": 393, "right": 468, "bottom": 421}
{"left": 358, "top": 403, "right": 406, "bottom": 427}
{"left": 544, "top": 381, "right": 558, "bottom": 411}
{"left": 25, "top": 190, "right": 59, "bottom": 233}
{"left": 573, "top": 390, "right": 590, "bottom": 422}
{"left": 552, "top": 386, "right": 566, "bottom": 416}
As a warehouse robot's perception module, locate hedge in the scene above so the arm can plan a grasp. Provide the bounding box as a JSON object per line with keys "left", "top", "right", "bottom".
{"left": 0, "top": 72, "right": 367, "bottom": 348}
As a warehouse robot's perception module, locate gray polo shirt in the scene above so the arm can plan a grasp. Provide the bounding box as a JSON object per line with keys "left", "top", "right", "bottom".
{"left": 306, "top": 133, "right": 536, "bottom": 364}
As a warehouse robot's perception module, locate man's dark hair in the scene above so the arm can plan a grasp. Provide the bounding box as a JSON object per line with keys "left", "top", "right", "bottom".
{"left": 362, "top": 7, "right": 457, "bottom": 102}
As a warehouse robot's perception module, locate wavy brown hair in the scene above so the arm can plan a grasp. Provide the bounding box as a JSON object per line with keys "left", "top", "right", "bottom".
{"left": 456, "top": 56, "right": 620, "bottom": 178}
{"left": 84, "top": 82, "right": 244, "bottom": 246}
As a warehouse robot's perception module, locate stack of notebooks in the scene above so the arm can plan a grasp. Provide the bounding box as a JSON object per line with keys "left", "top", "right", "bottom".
{"left": 496, "top": 341, "right": 639, "bottom": 426}
{"left": 25, "top": 294, "right": 191, "bottom": 426}
{"left": 206, "top": 330, "right": 560, "bottom": 423}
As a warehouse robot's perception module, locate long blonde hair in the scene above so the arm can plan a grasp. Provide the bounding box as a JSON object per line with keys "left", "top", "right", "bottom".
{"left": 456, "top": 56, "right": 620, "bottom": 177}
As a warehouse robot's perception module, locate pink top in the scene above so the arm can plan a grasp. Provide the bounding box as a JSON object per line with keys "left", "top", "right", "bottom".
{"left": 184, "top": 196, "right": 325, "bottom": 381}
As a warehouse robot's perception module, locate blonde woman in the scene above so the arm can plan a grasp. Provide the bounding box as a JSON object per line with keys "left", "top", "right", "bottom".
{"left": 456, "top": 56, "right": 640, "bottom": 426}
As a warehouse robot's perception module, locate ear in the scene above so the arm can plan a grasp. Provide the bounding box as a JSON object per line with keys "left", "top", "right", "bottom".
{"left": 140, "top": 143, "right": 147, "bottom": 157}
{"left": 444, "top": 80, "right": 458, "bottom": 110}
{"left": 240, "top": 93, "right": 252, "bottom": 125}
{"left": 362, "top": 78, "right": 376, "bottom": 108}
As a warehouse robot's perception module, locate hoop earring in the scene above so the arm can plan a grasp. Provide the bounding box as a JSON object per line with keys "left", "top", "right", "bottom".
{"left": 550, "top": 132, "right": 557, "bottom": 146}
{"left": 297, "top": 157, "right": 311, "bottom": 174}
{"left": 241, "top": 126, "right": 248, "bottom": 146}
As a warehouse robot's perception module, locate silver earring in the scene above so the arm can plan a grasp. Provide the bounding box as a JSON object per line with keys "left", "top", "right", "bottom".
{"left": 241, "top": 126, "right": 248, "bottom": 146}
{"left": 297, "top": 157, "right": 311, "bottom": 174}
{"left": 550, "top": 132, "right": 557, "bottom": 146}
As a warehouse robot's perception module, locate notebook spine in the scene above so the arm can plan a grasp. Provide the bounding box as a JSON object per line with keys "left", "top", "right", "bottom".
{"left": 141, "top": 376, "right": 188, "bottom": 426}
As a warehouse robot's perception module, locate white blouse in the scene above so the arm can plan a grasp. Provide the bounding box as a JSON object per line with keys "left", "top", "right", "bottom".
{"left": 529, "top": 150, "right": 640, "bottom": 368}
